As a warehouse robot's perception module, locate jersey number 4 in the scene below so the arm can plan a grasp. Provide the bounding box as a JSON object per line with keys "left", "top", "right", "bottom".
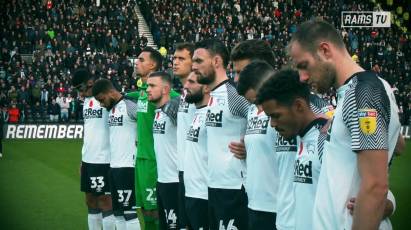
{"left": 164, "top": 209, "right": 177, "bottom": 227}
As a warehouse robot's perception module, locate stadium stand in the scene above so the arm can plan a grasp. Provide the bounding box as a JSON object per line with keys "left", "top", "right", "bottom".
{"left": 0, "top": 0, "right": 410, "bottom": 125}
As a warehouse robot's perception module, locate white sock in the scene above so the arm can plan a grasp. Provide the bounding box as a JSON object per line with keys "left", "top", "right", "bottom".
{"left": 115, "top": 216, "right": 127, "bottom": 230}
{"left": 125, "top": 218, "right": 141, "bottom": 230}
{"left": 88, "top": 213, "right": 102, "bottom": 230}
{"left": 102, "top": 214, "right": 116, "bottom": 230}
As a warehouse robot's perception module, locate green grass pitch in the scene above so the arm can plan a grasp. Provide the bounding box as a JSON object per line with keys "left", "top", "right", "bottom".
{"left": 0, "top": 139, "right": 410, "bottom": 229}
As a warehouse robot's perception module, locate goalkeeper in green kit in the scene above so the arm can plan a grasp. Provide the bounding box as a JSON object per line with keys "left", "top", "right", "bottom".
{"left": 127, "top": 47, "right": 179, "bottom": 230}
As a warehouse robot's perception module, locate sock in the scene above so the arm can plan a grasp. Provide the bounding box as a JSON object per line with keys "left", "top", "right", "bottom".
{"left": 144, "top": 217, "right": 158, "bottom": 230}
{"left": 115, "top": 216, "right": 127, "bottom": 230}
{"left": 102, "top": 210, "right": 115, "bottom": 230}
{"left": 124, "top": 212, "right": 141, "bottom": 230}
{"left": 125, "top": 217, "right": 141, "bottom": 230}
{"left": 88, "top": 208, "right": 102, "bottom": 230}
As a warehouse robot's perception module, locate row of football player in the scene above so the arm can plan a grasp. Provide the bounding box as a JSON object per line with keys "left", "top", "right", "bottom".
{"left": 73, "top": 19, "right": 404, "bottom": 230}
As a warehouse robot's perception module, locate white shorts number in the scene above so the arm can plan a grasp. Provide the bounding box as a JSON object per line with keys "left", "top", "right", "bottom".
{"left": 117, "top": 189, "right": 132, "bottom": 203}
{"left": 90, "top": 176, "right": 105, "bottom": 190}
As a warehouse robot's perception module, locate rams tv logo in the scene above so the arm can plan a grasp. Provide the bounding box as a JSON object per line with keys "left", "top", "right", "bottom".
{"left": 341, "top": 11, "right": 390, "bottom": 28}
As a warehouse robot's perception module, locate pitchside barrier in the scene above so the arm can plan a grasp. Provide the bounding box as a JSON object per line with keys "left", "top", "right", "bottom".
{"left": 2, "top": 123, "right": 410, "bottom": 140}
{"left": 3, "top": 124, "right": 84, "bottom": 139}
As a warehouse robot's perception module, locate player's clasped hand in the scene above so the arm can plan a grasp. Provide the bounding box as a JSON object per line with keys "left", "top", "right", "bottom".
{"left": 229, "top": 139, "right": 247, "bottom": 159}
{"left": 346, "top": 197, "right": 356, "bottom": 215}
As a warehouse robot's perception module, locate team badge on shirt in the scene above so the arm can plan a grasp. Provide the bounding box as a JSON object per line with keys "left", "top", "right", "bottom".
{"left": 358, "top": 109, "right": 377, "bottom": 135}
{"left": 321, "top": 105, "right": 335, "bottom": 118}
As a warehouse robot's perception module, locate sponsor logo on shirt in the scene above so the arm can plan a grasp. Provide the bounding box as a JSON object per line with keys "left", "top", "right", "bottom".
{"left": 137, "top": 100, "right": 148, "bottom": 113}
{"left": 275, "top": 136, "right": 297, "bottom": 152}
{"left": 294, "top": 159, "right": 313, "bottom": 184}
{"left": 108, "top": 114, "right": 123, "bottom": 126}
{"left": 358, "top": 109, "right": 377, "bottom": 135}
{"left": 153, "top": 120, "right": 166, "bottom": 134}
{"left": 205, "top": 110, "right": 223, "bottom": 127}
{"left": 83, "top": 108, "right": 103, "bottom": 119}
{"left": 246, "top": 116, "right": 269, "bottom": 135}
{"left": 178, "top": 100, "right": 189, "bottom": 113}
{"left": 186, "top": 126, "right": 200, "bottom": 142}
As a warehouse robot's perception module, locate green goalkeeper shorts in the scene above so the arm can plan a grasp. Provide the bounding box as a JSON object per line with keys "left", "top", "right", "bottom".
{"left": 135, "top": 158, "right": 158, "bottom": 210}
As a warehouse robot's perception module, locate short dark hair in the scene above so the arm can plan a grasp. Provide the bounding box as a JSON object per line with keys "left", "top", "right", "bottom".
{"left": 142, "top": 47, "right": 163, "bottom": 70}
{"left": 195, "top": 39, "right": 229, "bottom": 67}
{"left": 231, "top": 40, "right": 275, "bottom": 68}
{"left": 149, "top": 71, "right": 172, "bottom": 86}
{"left": 290, "top": 19, "right": 345, "bottom": 54}
{"left": 92, "top": 79, "right": 114, "bottom": 97}
{"left": 256, "top": 68, "right": 310, "bottom": 106}
{"left": 72, "top": 68, "right": 91, "bottom": 86}
{"left": 175, "top": 42, "right": 195, "bottom": 57}
{"left": 237, "top": 61, "right": 274, "bottom": 96}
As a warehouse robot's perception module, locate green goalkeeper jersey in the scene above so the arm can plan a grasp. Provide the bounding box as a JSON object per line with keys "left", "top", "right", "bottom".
{"left": 127, "top": 82, "right": 180, "bottom": 160}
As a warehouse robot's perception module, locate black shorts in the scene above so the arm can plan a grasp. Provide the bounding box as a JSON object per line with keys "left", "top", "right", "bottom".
{"left": 185, "top": 196, "right": 209, "bottom": 230}
{"left": 178, "top": 171, "right": 188, "bottom": 227}
{"left": 208, "top": 186, "right": 248, "bottom": 230}
{"left": 109, "top": 167, "right": 137, "bottom": 213}
{"left": 80, "top": 162, "right": 111, "bottom": 195}
{"left": 248, "top": 208, "right": 277, "bottom": 230}
{"left": 157, "top": 182, "right": 180, "bottom": 230}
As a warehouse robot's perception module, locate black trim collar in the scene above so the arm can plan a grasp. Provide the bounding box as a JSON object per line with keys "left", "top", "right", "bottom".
{"left": 299, "top": 118, "right": 328, "bottom": 137}
{"left": 211, "top": 79, "right": 230, "bottom": 91}
{"left": 113, "top": 95, "right": 124, "bottom": 107}
{"left": 343, "top": 71, "right": 373, "bottom": 86}
{"left": 196, "top": 104, "right": 207, "bottom": 109}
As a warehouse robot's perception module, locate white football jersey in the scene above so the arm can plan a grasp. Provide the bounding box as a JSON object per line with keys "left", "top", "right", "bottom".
{"left": 177, "top": 92, "right": 196, "bottom": 172}
{"left": 184, "top": 105, "right": 208, "bottom": 200}
{"left": 205, "top": 80, "right": 249, "bottom": 189}
{"left": 108, "top": 98, "right": 137, "bottom": 168}
{"left": 82, "top": 97, "right": 111, "bottom": 164}
{"left": 313, "top": 71, "right": 401, "bottom": 230}
{"left": 244, "top": 104, "right": 278, "bottom": 213}
{"left": 276, "top": 96, "right": 332, "bottom": 230}
{"left": 275, "top": 134, "right": 298, "bottom": 230}
{"left": 294, "top": 118, "right": 327, "bottom": 230}
{"left": 153, "top": 101, "right": 179, "bottom": 183}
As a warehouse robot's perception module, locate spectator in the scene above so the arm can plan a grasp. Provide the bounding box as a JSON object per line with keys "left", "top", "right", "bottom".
{"left": 1, "top": 106, "right": 9, "bottom": 123}
{"left": 32, "top": 101, "right": 43, "bottom": 122}
{"left": 0, "top": 0, "right": 409, "bottom": 125}
{"left": 17, "top": 99, "right": 29, "bottom": 123}
{"left": 0, "top": 105, "right": 7, "bottom": 157}
{"left": 17, "top": 86, "right": 30, "bottom": 104}
{"left": 32, "top": 84, "right": 41, "bottom": 104}
{"left": 48, "top": 99, "right": 60, "bottom": 123}
{"left": 41, "top": 87, "right": 49, "bottom": 105}
{"left": 8, "top": 103, "right": 20, "bottom": 123}
{"left": 69, "top": 97, "right": 78, "bottom": 122}
{"left": 59, "top": 97, "right": 70, "bottom": 122}
{"left": 56, "top": 93, "right": 64, "bottom": 106}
